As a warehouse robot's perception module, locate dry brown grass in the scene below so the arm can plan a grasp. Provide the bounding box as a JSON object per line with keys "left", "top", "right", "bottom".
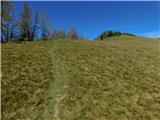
{"left": 1, "top": 36, "right": 160, "bottom": 120}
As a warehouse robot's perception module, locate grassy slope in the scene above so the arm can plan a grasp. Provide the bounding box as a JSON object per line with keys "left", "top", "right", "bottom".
{"left": 2, "top": 36, "right": 160, "bottom": 120}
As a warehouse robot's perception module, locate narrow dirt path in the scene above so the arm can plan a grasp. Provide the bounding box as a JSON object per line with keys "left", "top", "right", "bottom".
{"left": 43, "top": 42, "right": 69, "bottom": 120}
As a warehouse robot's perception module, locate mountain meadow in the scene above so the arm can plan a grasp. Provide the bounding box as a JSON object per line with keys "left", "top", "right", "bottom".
{"left": 1, "top": 1, "right": 160, "bottom": 120}
{"left": 2, "top": 35, "right": 160, "bottom": 120}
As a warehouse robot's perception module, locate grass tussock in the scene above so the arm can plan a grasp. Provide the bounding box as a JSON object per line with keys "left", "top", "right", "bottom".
{"left": 2, "top": 36, "right": 160, "bottom": 120}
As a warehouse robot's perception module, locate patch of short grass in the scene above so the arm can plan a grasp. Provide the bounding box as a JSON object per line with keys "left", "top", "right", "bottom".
{"left": 1, "top": 41, "right": 55, "bottom": 119}
{"left": 54, "top": 38, "right": 160, "bottom": 120}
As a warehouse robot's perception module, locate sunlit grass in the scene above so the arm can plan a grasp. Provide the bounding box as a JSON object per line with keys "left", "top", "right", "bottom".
{"left": 2, "top": 36, "right": 160, "bottom": 119}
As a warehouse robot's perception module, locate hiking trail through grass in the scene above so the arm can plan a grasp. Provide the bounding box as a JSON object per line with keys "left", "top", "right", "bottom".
{"left": 2, "top": 36, "right": 160, "bottom": 120}
{"left": 43, "top": 42, "right": 69, "bottom": 120}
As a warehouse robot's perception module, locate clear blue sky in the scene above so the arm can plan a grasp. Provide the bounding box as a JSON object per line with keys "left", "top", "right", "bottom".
{"left": 14, "top": 1, "right": 160, "bottom": 39}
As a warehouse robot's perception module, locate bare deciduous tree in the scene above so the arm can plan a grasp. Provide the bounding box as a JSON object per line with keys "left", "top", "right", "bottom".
{"left": 1, "top": 1, "right": 14, "bottom": 42}
{"left": 19, "top": 2, "right": 32, "bottom": 41}
{"left": 40, "top": 9, "right": 52, "bottom": 40}
{"left": 30, "top": 11, "right": 39, "bottom": 41}
{"left": 52, "top": 29, "right": 67, "bottom": 39}
{"left": 70, "top": 28, "right": 78, "bottom": 40}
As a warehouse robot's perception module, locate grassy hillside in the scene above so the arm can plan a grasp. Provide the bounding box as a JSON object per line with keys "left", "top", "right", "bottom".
{"left": 2, "top": 36, "right": 160, "bottom": 120}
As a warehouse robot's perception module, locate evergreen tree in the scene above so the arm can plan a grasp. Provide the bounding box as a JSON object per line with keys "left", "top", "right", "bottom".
{"left": 96, "top": 30, "right": 135, "bottom": 40}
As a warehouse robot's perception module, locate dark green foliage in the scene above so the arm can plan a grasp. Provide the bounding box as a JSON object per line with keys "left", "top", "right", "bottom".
{"left": 96, "top": 30, "right": 136, "bottom": 40}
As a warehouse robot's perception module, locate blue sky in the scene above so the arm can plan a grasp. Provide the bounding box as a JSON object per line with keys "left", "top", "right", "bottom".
{"left": 14, "top": 1, "right": 160, "bottom": 39}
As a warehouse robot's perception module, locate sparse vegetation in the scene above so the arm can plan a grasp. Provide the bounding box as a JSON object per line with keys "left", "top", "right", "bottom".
{"left": 1, "top": 1, "right": 81, "bottom": 43}
{"left": 2, "top": 36, "right": 160, "bottom": 120}
{"left": 70, "top": 28, "right": 79, "bottom": 40}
